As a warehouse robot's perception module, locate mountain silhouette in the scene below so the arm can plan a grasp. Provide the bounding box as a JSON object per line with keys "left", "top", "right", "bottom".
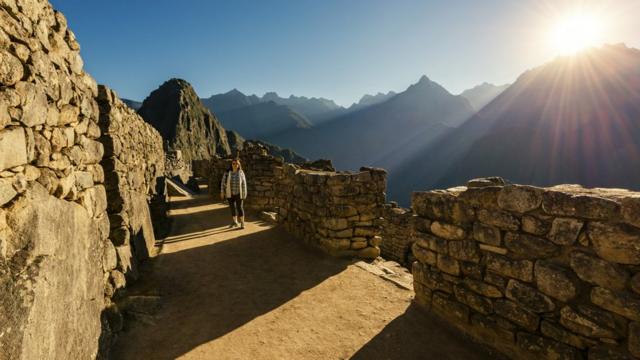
{"left": 267, "top": 75, "right": 474, "bottom": 172}
{"left": 389, "top": 44, "right": 640, "bottom": 204}
{"left": 459, "top": 82, "right": 509, "bottom": 111}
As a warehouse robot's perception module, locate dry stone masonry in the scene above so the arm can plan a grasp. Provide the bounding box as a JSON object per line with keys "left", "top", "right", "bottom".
{"left": 0, "top": 1, "right": 108, "bottom": 358}
{"left": 379, "top": 203, "right": 416, "bottom": 267}
{"left": 200, "top": 142, "right": 387, "bottom": 259}
{"left": 410, "top": 179, "right": 640, "bottom": 359}
{"left": 97, "top": 85, "right": 165, "bottom": 291}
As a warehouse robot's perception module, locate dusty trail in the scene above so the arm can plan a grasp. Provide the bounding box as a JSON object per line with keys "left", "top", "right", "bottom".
{"left": 112, "top": 194, "right": 496, "bottom": 360}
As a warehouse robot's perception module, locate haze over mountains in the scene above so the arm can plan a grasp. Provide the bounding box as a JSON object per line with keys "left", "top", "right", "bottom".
{"left": 389, "top": 44, "right": 640, "bottom": 203}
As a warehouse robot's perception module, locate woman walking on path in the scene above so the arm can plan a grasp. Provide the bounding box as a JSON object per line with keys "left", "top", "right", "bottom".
{"left": 220, "top": 159, "right": 248, "bottom": 229}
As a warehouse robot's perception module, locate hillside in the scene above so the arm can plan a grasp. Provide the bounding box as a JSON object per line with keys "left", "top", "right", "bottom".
{"left": 138, "top": 78, "right": 231, "bottom": 162}
{"left": 389, "top": 44, "right": 640, "bottom": 204}
{"left": 267, "top": 75, "right": 474, "bottom": 172}
{"left": 459, "top": 82, "right": 509, "bottom": 111}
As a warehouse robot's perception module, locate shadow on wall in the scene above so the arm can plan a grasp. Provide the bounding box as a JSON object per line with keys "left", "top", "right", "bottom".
{"left": 110, "top": 204, "right": 351, "bottom": 360}
{"left": 350, "top": 303, "right": 501, "bottom": 360}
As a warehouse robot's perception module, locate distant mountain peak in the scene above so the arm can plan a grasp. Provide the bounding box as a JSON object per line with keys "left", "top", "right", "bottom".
{"left": 226, "top": 88, "right": 245, "bottom": 96}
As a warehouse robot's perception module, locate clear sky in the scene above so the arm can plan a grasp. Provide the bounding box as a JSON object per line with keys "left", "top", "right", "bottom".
{"left": 50, "top": 0, "right": 640, "bottom": 106}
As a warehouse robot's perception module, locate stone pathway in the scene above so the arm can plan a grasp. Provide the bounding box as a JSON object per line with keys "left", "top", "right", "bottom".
{"left": 111, "top": 194, "right": 498, "bottom": 360}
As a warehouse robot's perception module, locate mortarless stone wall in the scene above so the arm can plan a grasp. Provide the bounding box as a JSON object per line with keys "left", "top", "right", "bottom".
{"left": 96, "top": 85, "right": 166, "bottom": 293}
{"left": 411, "top": 179, "right": 640, "bottom": 359}
{"left": 0, "top": 1, "right": 108, "bottom": 358}
{"left": 201, "top": 142, "right": 387, "bottom": 259}
{"left": 379, "top": 203, "right": 416, "bottom": 267}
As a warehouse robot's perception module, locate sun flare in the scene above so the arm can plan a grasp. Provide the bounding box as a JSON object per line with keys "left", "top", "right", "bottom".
{"left": 551, "top": 13, "right": 604, "bottom": 55}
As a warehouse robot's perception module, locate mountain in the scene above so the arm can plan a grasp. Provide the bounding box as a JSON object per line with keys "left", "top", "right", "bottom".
{"left": 138, "top": 78, "right": 231, "bottom": 162}
{"left": 266, "top": 75, "right": 475, "bottom": 173}
{"left": 389, "top": 44, "right": 640, "bottom": 205}
{"left": 348, "top": 91, "right": 397, "bottom": 111}
{"left": 459, "top": 82, "right": 510, "bottom": 111}
{"left": 122, "top": 98, "right": 142, "bottom": 110}
{"left": 261, "top": 92, "right": 345, "bottom": 124}
{"left": 202, "top": 89, "right": 312, "bottom": 139}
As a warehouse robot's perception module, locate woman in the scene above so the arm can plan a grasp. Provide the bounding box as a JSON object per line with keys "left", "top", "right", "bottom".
{"left": 220, "top": 159, "right": 248, "bottom": 229}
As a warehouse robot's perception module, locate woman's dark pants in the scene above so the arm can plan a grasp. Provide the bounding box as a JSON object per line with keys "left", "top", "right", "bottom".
{"left": 227, "top": 194, "right": 244, "bottom": 217}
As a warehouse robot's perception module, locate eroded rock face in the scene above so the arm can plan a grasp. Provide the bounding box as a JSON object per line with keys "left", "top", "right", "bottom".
{"left": 138, "top": 78, "right": 231, "bottom": 163}
{"left": 1, "top": 184, "right": 103, "bottom": 359}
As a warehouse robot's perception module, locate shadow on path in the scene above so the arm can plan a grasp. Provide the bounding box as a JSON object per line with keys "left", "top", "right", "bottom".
{"left": 111, "top": 196, "right": 351, "bottom": 360}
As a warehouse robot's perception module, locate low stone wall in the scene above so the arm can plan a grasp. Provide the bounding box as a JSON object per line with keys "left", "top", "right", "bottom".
{"left": 380, "top": 204, "right": 416, "bottom": 266}
{"left": 410, "top": 179, "right": 640, "bottom": 359}
{"left": 97, "top": 85, "right": 165, "bottom": 291}
{"left": 202, "top": 143, "right": 386, "bottom": 258}
{"left": 0, "top": 1, "right": 108, "bottom": 358}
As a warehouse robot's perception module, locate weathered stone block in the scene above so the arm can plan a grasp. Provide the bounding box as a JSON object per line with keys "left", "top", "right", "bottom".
{"left": 458, "top": 186, "right": 501, "bottom": 208}
{"left": 413, "top": 262, "right": 453, "bottom": 294}
{"left": 569, "top": 251, "right": 629, "bottom": 291}
{"left": 504, "top": 232, "right": 559, "bottom": 259}
{"left": 591, "top": 287, "right": 640, "bottom": 321}
{"left": 431, "top": 221, "right": 466, "bottom": 240}
{"left": 485, "top": 253, "right": 533, "bottom": 282}
{"left": 0, "top": 178, "right": 17, "bottom": 206}
{"left": 437, "top": 254, "right": 460, "bottom": 276}
{"left": 0, "top": 49, "right": 24, "bottom": 86}
{"left": 498, "top": 185, "right": 543, "bottom": 213}
{"left": 516, "top": 332, "right": 581, "bottom": 360}
{"left": 588, "top": 345, "right": 634, "bottom": 360}
{"left": 470, "top": 313, "right": 515, "bottom": 343}
{"left": 559, "top": 306, "right": 618, "bottom": 338}
{"left": 477, "top": 209, "right": 519, "bottom": 231}
{"left": 412, "top": 242, "right": 437, "bottom": 265}
{"left": 412, "top": 190, "right": 474, "bottom": 223}
{"left": 588, "top": 222, "right": 640, "bottom": 265}
{"left": 522, "top": 215, "right": 551, "bottom": 236}
{"left": 454, "top": 284, "right": 493, "bottom": 315}
{"left": 464, "top": 278, "right": 503, "bottom": 298}
{"left": 494, "top": 299, "right": 539, "bottom": 332}
{"left": 460, "top": 261, "right": 483, "bottom": 280}
{"left": 448, "top": 240, "right": 481, "bottom": 263}
{"left": 535, "top": 261, "right": 578, "bottom": 302}
{"left": 478, "top": 243, "right": 508, "bottom": 255}
{"left": 0, "top": 127, "right": 27, "bottom": 171}
{"left": 15, "top": 82, "right": 47, "bottom": 127}
{"left": 506, "top": 279, "right": 555, "bottom": 313}
{"left": 485, "top": 272, "right": 507, "bottom": 289}
{"left": 548, "top": 218, "right": 583, "bottom": 245}
{"left": 472, "top": 222, "right": 501, "bottom": 246}
{"left": 467, "top": 177, "right": 505, "bottom": 188}
{"left": 432, "top": 292, "right": 470, "bottom": 323}
{"left": 632, "top": 273, "right": 640, "bottom": 295}
{"left": 540, "top": 320, "right": 597, "bottom": 350}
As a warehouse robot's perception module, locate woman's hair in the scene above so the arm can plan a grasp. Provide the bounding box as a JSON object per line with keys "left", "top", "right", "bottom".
{"left": 227, "top": 158, "right": 242, "bottom": 171}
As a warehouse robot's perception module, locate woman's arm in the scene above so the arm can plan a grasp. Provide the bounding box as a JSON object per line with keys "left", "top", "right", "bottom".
{"left": 220, "top": 172, "right": 227, "bottom": 199}
{"left": 241, "top": 171, "right": 248, "bottom": 199}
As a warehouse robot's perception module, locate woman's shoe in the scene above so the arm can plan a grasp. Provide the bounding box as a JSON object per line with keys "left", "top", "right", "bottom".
{"left": 229, "top": 222, "right": 237, "bottom": 229}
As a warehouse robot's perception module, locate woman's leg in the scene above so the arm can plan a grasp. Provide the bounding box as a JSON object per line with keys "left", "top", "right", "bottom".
{"left": 227, "top": 197, "right": 238, "bottom": 225}
{"left": 237, "top": 197, "right": 245, "bottom": 228}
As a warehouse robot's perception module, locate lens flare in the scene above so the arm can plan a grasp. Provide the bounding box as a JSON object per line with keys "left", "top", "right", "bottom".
{"left": 551, "top": 13, "right": 604, "bottom": 54}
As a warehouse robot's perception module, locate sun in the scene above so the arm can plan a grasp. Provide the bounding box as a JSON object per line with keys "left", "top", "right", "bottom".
{"left": 550, "top": 13, "right": 604, "bottom": 55}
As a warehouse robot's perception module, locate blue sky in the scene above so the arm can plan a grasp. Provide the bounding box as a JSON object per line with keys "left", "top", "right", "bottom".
{"left": 50, "top": 0, "right": 640, "bottom": 106}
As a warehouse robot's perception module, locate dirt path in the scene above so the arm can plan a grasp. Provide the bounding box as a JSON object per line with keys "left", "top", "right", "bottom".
{"left": 111, "top": 194, "right": 497, "bottom": 360}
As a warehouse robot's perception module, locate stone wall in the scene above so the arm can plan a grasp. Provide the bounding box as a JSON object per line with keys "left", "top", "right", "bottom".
{"left": 96, "top": 85, "right": 165, "bottom": 291}
{"left": 380, "top": 204, "right": 416, "bottom": 267}
{"left": 0, "top": 1, "right": 108, "bottom": 358}
{"left": 201, "top": 142, "right": 387, "bottom": 259}
{"left": 410, "top": 179, "right": 640, "bottom": 359}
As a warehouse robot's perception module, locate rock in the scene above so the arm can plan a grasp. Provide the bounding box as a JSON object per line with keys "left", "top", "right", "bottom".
{"left": 504, "top": 232, "right": 559, "bottom": 259}
{"left": 467, "top": 177, "right": 505, "bottom": 187}
{"left": 497, "top": 185, "right": 543, "bottom": 213}
{"left": 542, "top": 190, "right": 620, "bottom": 220}
{"left": 516, "top": 332, "right": 582, "bottom": 360}
{"left": 0, "top": 49, "right": 24, "bottom": 85}
{"left": 110, "top": 270, "right": 127, "bottom": 289}
{"left": 569, "top": 251, "right": 629, "bottom": 291}
{"left": 535, "top": 261, "right": 577, "bottom": 302}
{"left": 621, "top": 196, "right": 640, "bottom": 229}
{"left": 103, "top": 240, "right": 117, "bottom": 271}
{"left": 540, "top": 320, "right": 597, "bottom": 350}
{"left": 79, "top": 136, "right": 104, "bottom": 165}
{"left": 0, "top": 178, "right": 17, "bottom": 206}
{"left": 430, "top": 221, "right": 465, "bottom": 240}
{"left": 350, "top": 240, "right": 367, "bottom": 250}
{"left": 485, "top": 253, "right": 533, "bottom": 282}
{"left": 477, "top": 209, "right": 519, "bottom": 231}
{"left": 630, "top": 322, "right": 640, "bottom": 358}
{"left": 431, "top": 292, "right": 470, "bottom": 323}
{"left": 15, "top": 81, "right": 47, "bottom": 127}
{"left": 548, "top": 218, "right": 583, "bottom": 245}
{"left": 472, "top": 222, "right": 501, "bottom": 246}
{"left": 59, "top": 104, "right": 80, "bottom": 125}
{"left": 505, "top": 279, "right": 555, "bottom": 313}
{"left": 412, "top": 242, "right": 437, "bottom": 265}
{"left": 588, "top": 222, "right": 640, "bottom": 265}
{"left": 494, "top": 299, "right": 539, "bottom": 331}
{"left": 0, "top": 127, "right": 27, "bottom": 171}
{"left": 448, "top": 240, "right": 481, "bottom": 263}
{"left": 559, "top": 306, "right": 618, "bottom": 338}
{"left": 521, "top": 215, "right": 551, "bottom": 236}
{"left": 632, "top": 274, "right": 640, "bottom": 295}
{"left": 436, "top": 254, "right": 460, "bottom": 275}
{"left": 74, "top": 171, "right": 94, "bottom": 190}
{"left": 588, "top": 346, "right": 634, "bottom": 360}
{"left": 454, "top": 284, "right": 493, "bottom": 315}
{"left": 591, "top": 287, "right": 640, "bottom": 321}
{"left": 356, "top": 246, "right": 380, "bottom": 259}
{"left": 463, "top": 278, "right": 502, "bottom": 298}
